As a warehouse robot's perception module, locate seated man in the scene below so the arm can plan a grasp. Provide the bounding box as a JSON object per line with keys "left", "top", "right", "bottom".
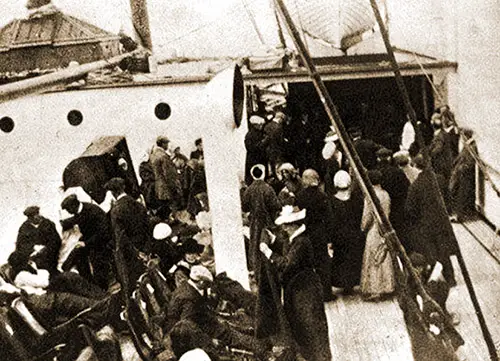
{"left": 7, "top": 251, "right": 114, "bottom": 329}
{"left": 167, "top": 266, "right": 255, "bottom": 353}
{"left": 168, "top": 239, "right": 205, "bottom": 289}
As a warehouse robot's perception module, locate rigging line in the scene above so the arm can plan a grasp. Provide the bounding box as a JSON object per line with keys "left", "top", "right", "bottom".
{"left": 398, "top": 27, "right": 500, "bottom": 196}
{"left": 240, "top": 0, "right": 265, "bottom": 45}
{"left": 273, "top": 1, "right": 442, "bottom": 338}
{"left": 156, "top": 0, "right": 264, "bottom": 46}
{"left": 271, "top": 0, "right": 287, "bottom": 49}
{"left": 292, "top": 0, "right": 310, "bottom": 54}
{"left": 370, "top": 1, "right": 500, "bottom": 360}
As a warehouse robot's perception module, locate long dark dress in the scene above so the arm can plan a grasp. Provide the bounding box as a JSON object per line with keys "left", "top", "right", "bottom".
{"left": 270, "top": 233, "right": 331, "bottom": 361}
{"left": 330, "top": 194, "right": 365, "bottom": 289}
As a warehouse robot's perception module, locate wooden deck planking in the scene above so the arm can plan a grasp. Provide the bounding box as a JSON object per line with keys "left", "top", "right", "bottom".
{"left": 447, "top": 223, "right": 500, "bottom": 360}
{"left": 325, "top": 292, "right": 413, "bottom": 361}
{"left": 117, "top": 219, "right": 500, "bottom": 361}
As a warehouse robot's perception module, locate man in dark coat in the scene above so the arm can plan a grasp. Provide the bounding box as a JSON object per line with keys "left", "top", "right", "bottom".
{"left": 167, "top": 265, "right": 255, "bottom": 352}
{"left": 449, "top": 129, "right": 477, "bottom": 221}
{"left": 262, "top": 112, "right": 285, "bottom": 177}
{"left": 296, "top": 169, "right": 336, "bottom": 301}
{"left": 429, "top": 114, "right": 453, "bottom": 182}
{"left": 351, "top": 128, "right": 383, "bottom": 171}
{"left": 259, "top": 207, "right": 332, "bottom": 361}
{"left": 242, "top": 164, "right": 281, "bottom": 273}
{"left": 60, "top": 195, "right": 113, "bottom": 290}
{"left": 105, "top": 177, "right": 150, "bottom": 297}
{"left": 189, "top": 138, "right": 204, "bottom": 160}
{"left": 244, "top": 115, "right": 267, "bottom": 185}
{"left": 376, "top": 148, "right": 410, "bottom": 238}
{"left": 149, "top": 136, "right": 182, "bottom": 219}
{"left": 15, "top": 206, "right": 61, "bottom": 276}
{"left": 404, "top": 157, "right": 458, "bottom": 286}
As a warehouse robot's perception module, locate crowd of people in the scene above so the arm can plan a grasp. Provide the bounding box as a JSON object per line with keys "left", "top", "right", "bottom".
{"left": 243, "top": 105, "right": 475, "bottom": 360}
{"left": 0, "top": 103, "right": 477, "bottom": 360}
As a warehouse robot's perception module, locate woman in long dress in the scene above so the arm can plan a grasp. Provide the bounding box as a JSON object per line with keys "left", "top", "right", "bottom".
{"left": 330, "top": 170, "right": 365, "bottom": 293}
{"left": 360, "top": 170, "right": 395, "bottom": 300}
{"left": 259, "top": 206, "right": 331, "bottom": 361}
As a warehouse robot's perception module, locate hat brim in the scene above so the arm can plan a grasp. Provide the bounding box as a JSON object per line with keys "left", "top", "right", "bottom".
{"left": 275, "top": 208, "right": 306, "bottom": 225}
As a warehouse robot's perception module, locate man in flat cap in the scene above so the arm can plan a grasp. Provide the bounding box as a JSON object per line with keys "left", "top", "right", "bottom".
{"left": 149, "top": 135, "right": 182, "bottom": 219}
{"left": 60, "top": 194, "right": 113, "bottom": 290}
{"left": 15, "top": 206, "right": 61, "bottom": 276}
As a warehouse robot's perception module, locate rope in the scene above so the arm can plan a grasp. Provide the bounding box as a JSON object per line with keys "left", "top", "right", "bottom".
{"left": 241, "top": 0, "right": 266, "bottom": 46}
{"left": 369, "top": 1, "right": 499, "bottom": 360}
{"left": 407, "top": 49, "right": 500, "bottom": 197}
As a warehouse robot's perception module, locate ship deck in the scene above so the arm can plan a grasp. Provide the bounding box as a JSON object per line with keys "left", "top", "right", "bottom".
{"left": 116, "top": 218, "right": 500, "bottom": 361}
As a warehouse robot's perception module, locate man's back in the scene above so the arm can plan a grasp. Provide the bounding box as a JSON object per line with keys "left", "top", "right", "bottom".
{"left": 168, "top": 281, "right": 214, "bottom": 331}
{"left": 110, "top": 195, "right": 149, "bottom": 247}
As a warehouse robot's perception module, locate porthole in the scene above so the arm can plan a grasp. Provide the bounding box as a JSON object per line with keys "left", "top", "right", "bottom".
{"left": 154, "top": 102, "right": 171, "bottom": 120}
{"left": 0, "top": 116, "right": 14, "bottom": 133}
{"left": 67, "top": 110, "right": 83, "bottom": 126}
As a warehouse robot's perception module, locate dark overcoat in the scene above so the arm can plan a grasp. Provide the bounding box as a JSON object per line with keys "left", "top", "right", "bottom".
{"left": 405, "top": 168, "right": 458, "bottom": 282}
{"left": 244, "top": 128, "right": 266, "bottom": 185}
{"left": 60, "top": 202, "right": 113, "bottom": 288}
{"left": 149, "top": 146, "right": 181, "bottom": 202}
{"left": 429, "top": 130, "right": 453, "bottom": 180}
{"left": 270, "top": 234, "right": 331, "bottom": 361}
{"left": 109, "top": 195, "right": 149, "bottom": 295}
{"left": 449, "top": 144, "right": 477, "bottom": 218}
{"left": 242, "top": 180, "right": 281, "bottom": 271}
{"left": 330, "top": 196, "right": 365, "bottom": 289}
{"left": 378, "top": 162, "right": 410, "bottom": 236}
{"left": 16, "top": 217, "right": 61, "bottom": 275}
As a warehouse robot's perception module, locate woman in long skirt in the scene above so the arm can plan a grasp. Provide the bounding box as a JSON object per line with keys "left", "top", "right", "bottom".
{"left": 360, "top": 170, "right": 395, "bottom": 300}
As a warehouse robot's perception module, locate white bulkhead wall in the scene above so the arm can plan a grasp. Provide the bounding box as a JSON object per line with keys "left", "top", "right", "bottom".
{"left": 0, "top": 81, "right": 249, "bottom": 288}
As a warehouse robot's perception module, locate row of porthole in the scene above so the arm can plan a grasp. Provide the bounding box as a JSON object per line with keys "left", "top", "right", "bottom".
{"left": 0, "top": 102, "right": 172, "bottom": 133}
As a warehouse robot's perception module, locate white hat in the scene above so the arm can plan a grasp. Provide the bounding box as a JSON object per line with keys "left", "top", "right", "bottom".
{"left": 153, "top": 223, "right": 172, "bottom": 240}
{"left": 334, "top": 170, "right": 351, "bottom": 189}
{"left": 278, "top": 163, "right": 295, "bottom": 173}
{"left": 275, "top": 205, "right": 306, "bottom": 225}
{"left": 179, "top": 349, "right": 211, "bottom": 361}
{"left": 190, "top": 265, "right": 214, "bottom": 282}
{"left": 249, "top": 115, "right": 265, "bottom": 125}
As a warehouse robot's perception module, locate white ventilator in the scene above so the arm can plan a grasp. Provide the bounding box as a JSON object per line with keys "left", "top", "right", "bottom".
{"left": 202, "top": 65, "right": 250, "bottom": 289}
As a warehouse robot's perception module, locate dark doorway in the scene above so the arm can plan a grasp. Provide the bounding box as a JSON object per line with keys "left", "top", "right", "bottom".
{"left": 286, "top": 75, "right": 434, "bottom": 153}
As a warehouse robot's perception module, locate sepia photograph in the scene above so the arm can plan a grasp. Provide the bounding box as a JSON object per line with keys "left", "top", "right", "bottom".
{"left": 0, "top": 0, "right": 499, "bottom": 360}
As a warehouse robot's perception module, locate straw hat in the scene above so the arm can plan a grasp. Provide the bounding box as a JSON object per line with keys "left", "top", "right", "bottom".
{"left": 275, "top": 205, "right": 306, "bottom": 225}
{"left": 249, "top": 115, "right": 266, "bottom": 125}
{"left": 189, "top": 265, "right": 213, "bottom": 282}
